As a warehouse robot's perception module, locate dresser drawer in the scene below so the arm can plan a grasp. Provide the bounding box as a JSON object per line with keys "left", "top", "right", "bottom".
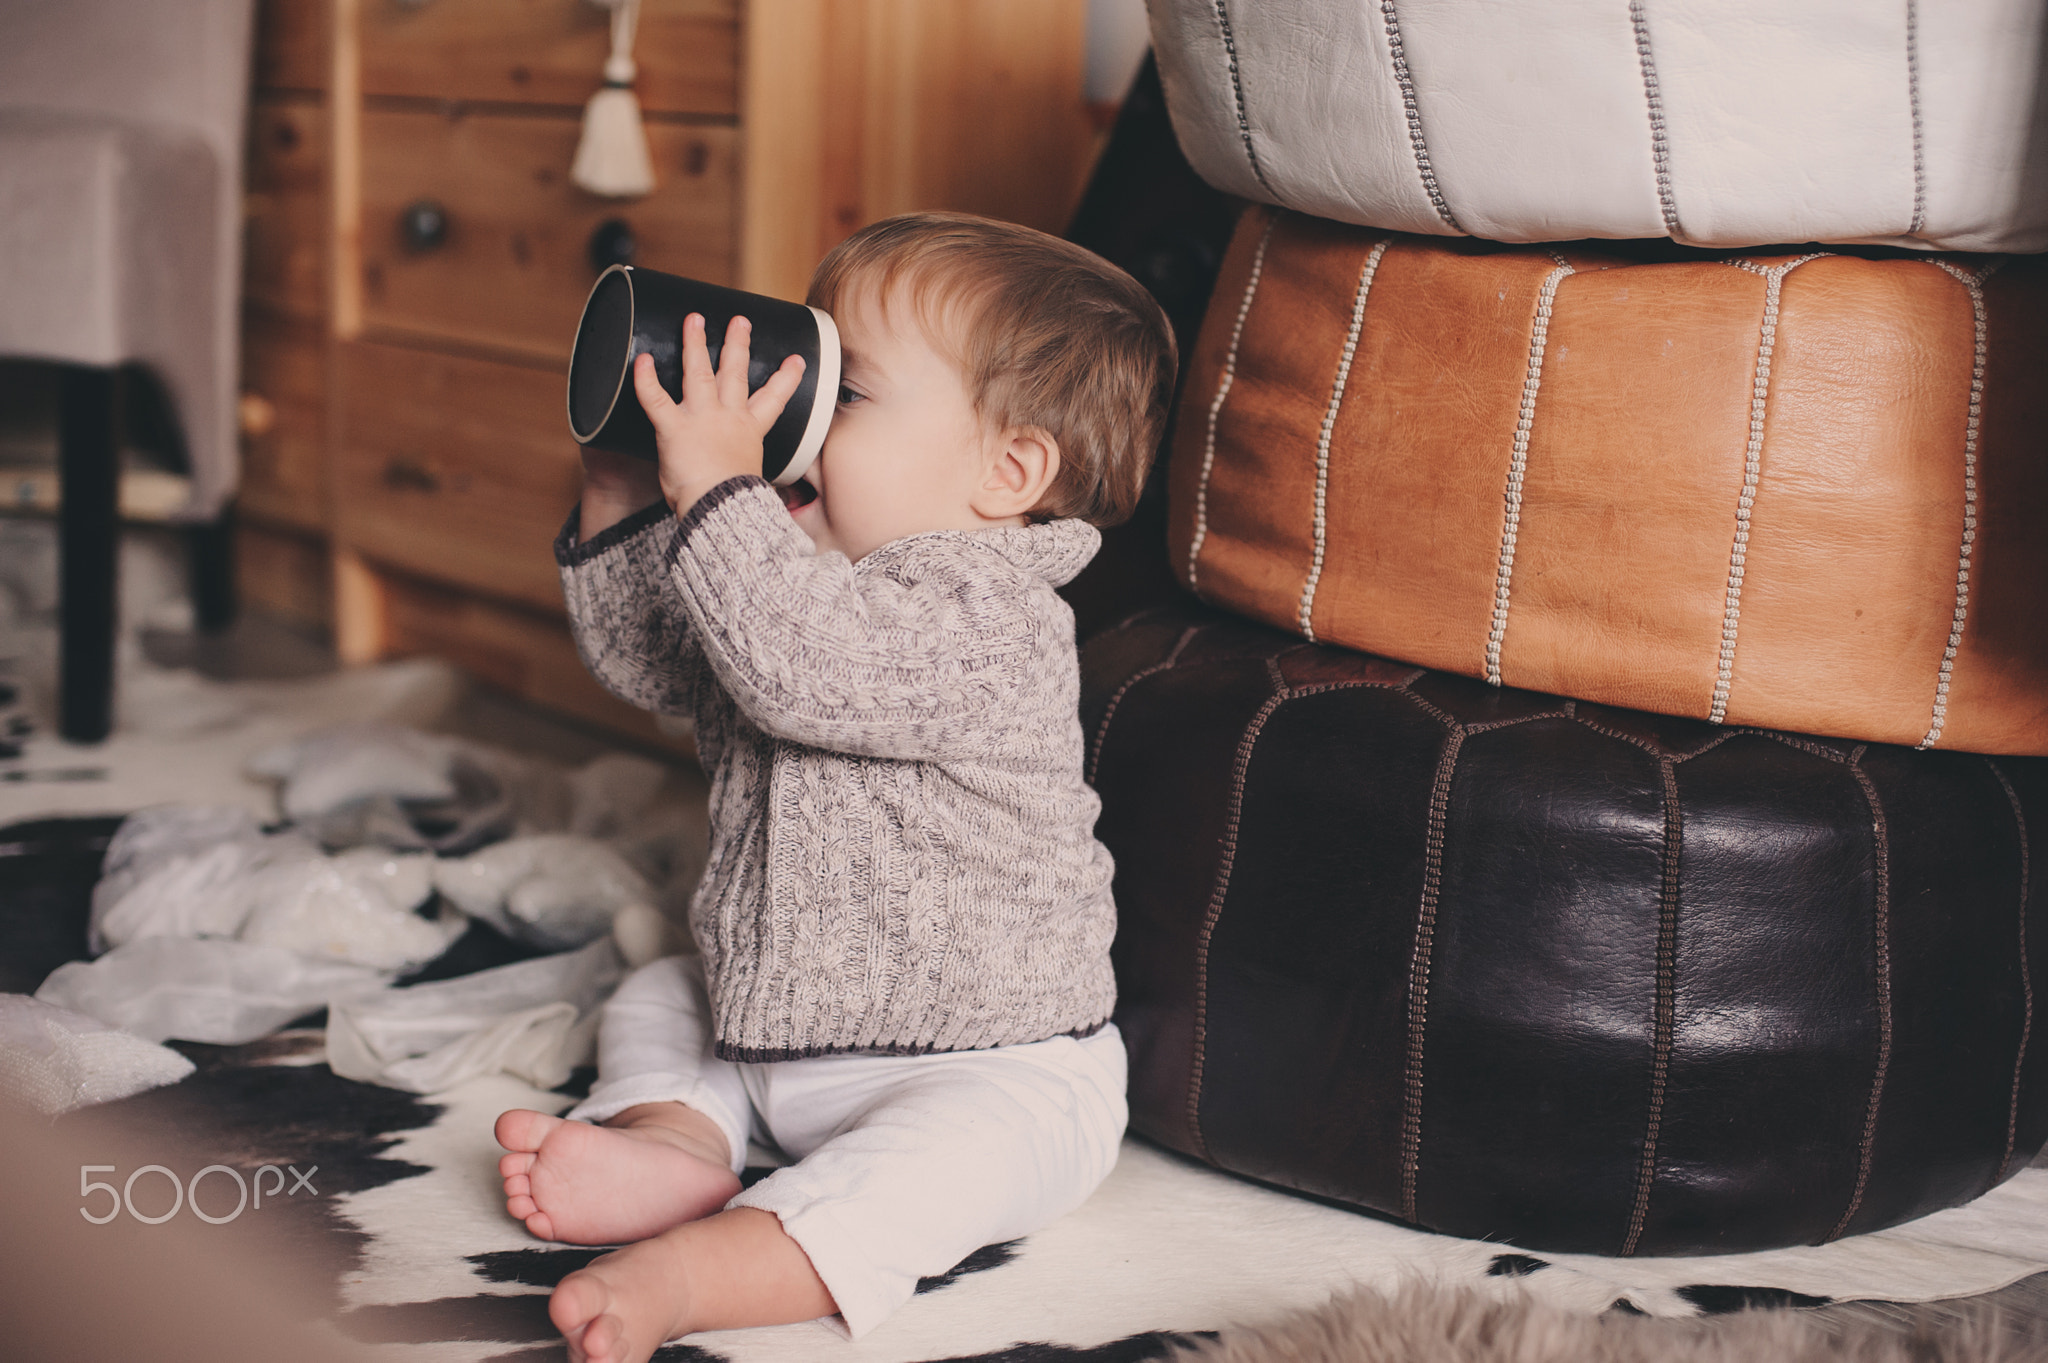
{"left": 333, "top": 340, "right": 582, "bottom": 612}
{"left": 256, "top": 0, "right": 329, "bottom": 93}
{"left": 361, "top": 0, "right": 737, "bottom": 116}
{"left": 239, "top": 308, "right": 329, "bottom": 532}
{"left": 245, "top": 97, "right": 327, "bottom": 319}
{"left": 359, "top": 107, "right": 737, "bottom": 360}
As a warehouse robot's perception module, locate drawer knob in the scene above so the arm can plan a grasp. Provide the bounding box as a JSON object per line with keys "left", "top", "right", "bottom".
{"left": 588, "top": 217, "right": 638, "bottom": 273}
{"left": 399, "top": 199, "right": 449, "bottom": 253}
{"left": 381, "top": 456, "right": 440, "bottom": 493}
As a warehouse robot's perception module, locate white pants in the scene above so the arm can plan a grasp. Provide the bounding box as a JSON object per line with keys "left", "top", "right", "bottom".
{"left": 565, "top": 955, "right": 1129, "bottom": 1338}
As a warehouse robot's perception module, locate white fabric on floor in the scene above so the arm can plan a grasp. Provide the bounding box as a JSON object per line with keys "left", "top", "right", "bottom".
{"left": 35, "top": 936, "right": 389, "bottom": 1045}
{"left": 0, "top": 993, "right": 194, "bottom": 1114}
{"left": 325, "top": 938, "right": 625, "bottom": 1094}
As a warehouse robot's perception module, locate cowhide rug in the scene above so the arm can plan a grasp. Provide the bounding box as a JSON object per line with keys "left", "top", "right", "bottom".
{"left": 62, "top": 1026, "right": 2048, "bottom": 1363}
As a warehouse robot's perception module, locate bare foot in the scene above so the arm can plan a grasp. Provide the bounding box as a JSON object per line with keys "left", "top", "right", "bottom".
{"left": 550, "top": 1234, "right": 695, "bottom": 1363}
{"left": 548, "top": 1209, "right": 836, "bottom": 1362}
{"left": 495, "top": 1108, "right": 740, "bottom": 1245}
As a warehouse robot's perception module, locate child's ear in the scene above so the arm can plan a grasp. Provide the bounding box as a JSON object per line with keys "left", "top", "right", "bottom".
{"left": 972, "top": 426, "right": 1060, "bottom": 521}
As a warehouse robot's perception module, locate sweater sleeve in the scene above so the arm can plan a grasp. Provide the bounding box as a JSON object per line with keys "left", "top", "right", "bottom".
{"left": 555, "top": 499, "right": 706, "bottom": 717}
{"left": 664, "top": 476, "right": 1053, "bottom": 762}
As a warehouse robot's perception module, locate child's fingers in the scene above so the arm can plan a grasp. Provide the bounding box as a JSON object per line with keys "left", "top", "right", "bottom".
{"left": 717, "top": 316, "right": 753, "bottom": 408}
{"left": 747, "top": 353, "right": 807, "bottom": 426}
{"left": 630, "top": 352, "right": 676, "bottom": 419}
{"left": 679, "top": 313, "right": 717, "bottom": 403}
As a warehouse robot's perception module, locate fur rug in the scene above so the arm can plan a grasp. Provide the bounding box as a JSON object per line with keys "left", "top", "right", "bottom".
{"left": 61, "top": 1026, "right": 2046, "bottom": 1363}
{"left": 1171, "top": 1286, "right": 2048, "bottom": 1363}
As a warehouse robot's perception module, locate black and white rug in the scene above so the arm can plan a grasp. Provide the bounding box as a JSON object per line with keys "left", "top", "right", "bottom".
{"left": 54, "top": 1020, "right": 2048, "bottom": 1363}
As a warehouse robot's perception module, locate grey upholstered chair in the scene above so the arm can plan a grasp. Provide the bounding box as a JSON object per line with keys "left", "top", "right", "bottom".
{"left": 0, "top": 0, "right": 254, "bottom": 741}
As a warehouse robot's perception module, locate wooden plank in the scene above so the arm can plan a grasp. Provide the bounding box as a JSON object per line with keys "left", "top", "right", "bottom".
{"left": 255, "top": 0, "right": 330, "bottom": 93}
{"left": 331, "top": 0, "right": 364, "bottom": 340}
{"left": 331, "top": 339, "right": 581, "bottom": 614}
{"left": 331, "top": 544, "right": 389, "bottom": 664}
{"left": 238, "top": 308, "right": 330, "bottom": 532}
{"left": 360, "top": 0, "right": 737, "bottom": 117}
{"left": 738, "top": 0, "right": 1094, "bottom": 300}
{"left": 235, "top": 517, "right": 333, "bottom": 628}
{"left": 245, "top": 97, "right": 328, "bottom": 320}
{"left": 737, "top": 0, "right": 830, "bottom": 300}
{"left": 378, "top": 571, "right": 696, "bottom": 757}
{"left": 358, "top": 107, "right": 737, "bottom": 361}
{"left": 852, "top": 0, "right": 1093, "bottom": 234}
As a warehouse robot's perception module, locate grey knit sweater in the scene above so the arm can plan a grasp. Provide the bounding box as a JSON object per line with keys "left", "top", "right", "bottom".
{"left": 555, "top": 475, "right": 1117, "bottom": 1061}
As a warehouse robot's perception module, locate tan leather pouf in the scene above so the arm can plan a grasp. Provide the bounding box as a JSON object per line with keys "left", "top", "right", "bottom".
{"left": 1168, "top": 207, "right": 2048, "bottom": 755}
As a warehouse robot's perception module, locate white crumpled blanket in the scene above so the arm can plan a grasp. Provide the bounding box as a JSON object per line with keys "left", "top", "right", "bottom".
{"left": 0, "top": 993, "right": 196, "bottom": 1113}
{"left": 326, "top": 938, "right": 626, "bottom": 1094}
{"left": 42, "top": 724, "right": 702, "bottom": 1098}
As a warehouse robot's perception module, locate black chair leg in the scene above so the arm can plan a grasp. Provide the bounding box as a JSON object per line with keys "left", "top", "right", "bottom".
{"left": 189, "top": 505, "right": 236, "bottom": 634}
{"left": 58, "top": 365, "right": 120, "bottom": 744}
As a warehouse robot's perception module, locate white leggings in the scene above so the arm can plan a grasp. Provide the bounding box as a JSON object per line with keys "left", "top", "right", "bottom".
{"left": 565, "top": 955, "right": 1129, "bottom": 1338}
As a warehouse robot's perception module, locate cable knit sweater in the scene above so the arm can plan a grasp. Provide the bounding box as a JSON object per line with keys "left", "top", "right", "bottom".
{"left": 555, "top": 475, "right": 1118, "bottom": 1061}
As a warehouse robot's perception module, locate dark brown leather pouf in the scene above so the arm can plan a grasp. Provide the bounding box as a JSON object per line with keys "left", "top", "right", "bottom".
{"left": 1084, "top": 600, "right": 2048, "bottom": 1256}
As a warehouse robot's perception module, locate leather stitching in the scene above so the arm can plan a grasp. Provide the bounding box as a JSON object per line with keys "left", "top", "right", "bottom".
{"left": 1990, "top": 758, "right": 2033, "bottom": 1181}
{"left": 1185, "top": 684, "right": 1289, "bottom": 1163}
{"left": 1907, "top": 0, "right": 1927, "bottom": 237}
{"left": 1630, "top": 0, "right": 1682, "bottom": 238}
{"left": 1572, "top": 714, "right": 1742, "bottom": 765}
{"left": 1380, "top": 0, "right": 1464, "bottom": 233}
{"left": 1189, "top": 214, "right": 1279, "bottom": 593}
{"left": 1086, "top": 625, "right": 1199, "bottom": 786}
{"left": 1710, "top": 255, "right": 1827, "bottom": 723}
{"left": 1484, "top": 261, "right": 1575, "bottom": 685}
{"left": 1210, "top": 0, "right": 1279, "bottom": 200}
{"left": 1401, "top": 726, "right": 1466, "bottom": 1222}
{"left": 1919, "top": 259, "right": 2003, "bottom": 749}
{"left": 1826, "top": 747, "right": 1894, "bottom": 1242}
{"left": 1623, "top": 756, "right": 1684, "bottom": 1255}
{"left": 1299, "top": 239, "right": 1392, "bottom": 641}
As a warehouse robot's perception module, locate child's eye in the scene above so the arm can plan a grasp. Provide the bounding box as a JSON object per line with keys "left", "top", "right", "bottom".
{"left": 837, "top": 385, "right": 863, "bottom": 406}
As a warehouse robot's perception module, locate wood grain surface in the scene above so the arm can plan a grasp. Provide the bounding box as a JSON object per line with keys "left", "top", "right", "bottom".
{"left": 332, "top": 340, "right": 580, "bottom": 613}
{"left": 245, "top": 97, "right": 329, "bottom": 320}
{"left": 359, "top": 0, "right": 738, "bottom": 116}
{"left": 238, "top": 308, "right": 331, "bottom": 533}
{"left": 358, "top": 107, "right": 737, "bottom": 359}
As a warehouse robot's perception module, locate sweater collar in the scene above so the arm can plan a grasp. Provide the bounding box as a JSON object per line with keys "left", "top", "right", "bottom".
{"left": 873, "top": 516, "right": 1102, "bottom": 587}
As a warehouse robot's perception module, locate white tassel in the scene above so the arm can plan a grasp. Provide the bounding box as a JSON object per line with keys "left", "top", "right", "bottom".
{"left": 572, "top": 0, "right": 656, "bottom": 198}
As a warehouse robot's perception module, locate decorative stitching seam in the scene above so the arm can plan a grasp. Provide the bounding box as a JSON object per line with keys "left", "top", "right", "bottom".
{"left": 1381, "top": 0, "right": 1463, "bottom": 232}
{"left": 1990, "top": 758, "right": 2033, "bottom": 1181}
{"left": 1211, "top": 0, "right": 1279, "bottom": 199}
{"left": 1907, "top": 0, "right": 1927, "bottom": 237}
{"left": 1623, "top": 757, "right": 1683, "bottom": 1256}
{"left": 1710, "top": 255, "right": 1827, "bottom": 723}
{"left": 1827, "top": 747, "right": 1893, "bottom": 1243}
{"left": 1189, "top": 215, "right": 1278, "bottom": 593}
{"left": 1484, "top": 261, "right": 1574, "bottom": 685}
{"left": 1086, "top": 625, "right": 1199, "bottom": 786}
{"left": 1572, "top": 714, "right": 1744, "bottom": 765}
{"left": 1920, "top": 259, "right": 2003, "bottom": 749}
{"left": 1630, "top": 0, "right": 1681, "bottom": 238}
{"left": 1401, "top": 726, "right": 1466, "bottom": 1223}
{"left": 1298, "top": 239, "right": 1390, "bottom": 641}
{"left": 1185, "top": 684, "right": 1288, "bottom": 1162}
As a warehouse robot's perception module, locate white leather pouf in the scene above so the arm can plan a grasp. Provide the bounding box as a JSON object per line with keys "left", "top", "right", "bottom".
{"left": 1149, "top": 0, "right": 2048, "bottom": 252}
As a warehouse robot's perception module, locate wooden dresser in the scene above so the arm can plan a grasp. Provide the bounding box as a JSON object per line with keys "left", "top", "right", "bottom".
{"left": 238, "top": 0, "right": 1096, "bottom": 746}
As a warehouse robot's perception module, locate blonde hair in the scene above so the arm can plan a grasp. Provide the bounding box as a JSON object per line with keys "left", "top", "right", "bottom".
{"left": 808, "top": 212, "right": 1177, "bottom": 527}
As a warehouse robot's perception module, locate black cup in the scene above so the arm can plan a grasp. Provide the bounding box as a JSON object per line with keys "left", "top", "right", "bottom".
{"left": 566, "top": 265, "right": 840, "bottom": 485}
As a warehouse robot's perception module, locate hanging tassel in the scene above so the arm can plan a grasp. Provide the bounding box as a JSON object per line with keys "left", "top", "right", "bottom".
{"left": 572, "top": 0, "right": 656, "bottom": 198}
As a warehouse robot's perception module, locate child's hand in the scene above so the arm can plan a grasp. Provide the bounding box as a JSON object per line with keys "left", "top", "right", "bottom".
{"left": 634, "top": 312, "right": 806, "bottom": 517}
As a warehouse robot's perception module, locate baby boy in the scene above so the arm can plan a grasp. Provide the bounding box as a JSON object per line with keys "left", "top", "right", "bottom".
{"left": 493, "top": 213, "right": 1177, "bottom": 1361}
